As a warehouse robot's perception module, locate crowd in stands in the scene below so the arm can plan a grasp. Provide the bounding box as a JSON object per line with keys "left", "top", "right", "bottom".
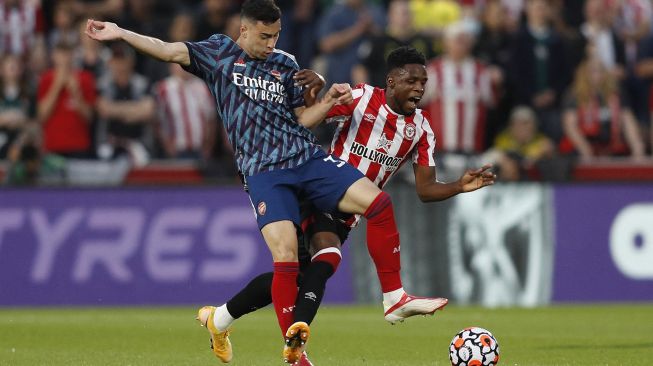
{"left": 2, "top": 0, "right": 653, "bottom": 185}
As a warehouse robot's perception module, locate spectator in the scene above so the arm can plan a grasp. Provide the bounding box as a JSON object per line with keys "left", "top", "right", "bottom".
{"left": 96, "top": 43, "right": 155, "bottom": 166}
{"left": 474, "top": 0, "right": 513, "bottom": 71}
{"left": 37, "top": 40, "right": 96, "bottom": 158}
{"left": 510, "top": 0, "right": 568, "bottom": 142}
{"left": 318, "top": 0, "right": 385, "bottom": 84}
{"left": 275, "top": 0, "right": 319, "bottom": 68}
{"left": 194, "top": 0, "right": 234, "bottom": 41}
{"left": 69, "top": 0, "right": 124, "bottom": 20}
{"left": 0, "top": 0, "right": 45, "bottom": 58}
{"left": 560, "top": 58, "right": 645, "bottom": 160}
{"left": 153, "top": 63, "right": 217, "bottom": 161}
{"left": 4, "top": 124, "right": 66, "bottom": 186}
{"left": 119, "top": 0, "right": 171, "bottom": 83}
{"left": 409, "top": 0, "right": 461, "bottom": 37}
{"left": 48, "top": 1, "right": 80, "bottom": 51}
{"left": 474, "top": 0, "right": 514, "bottom": 144}
{"left": 353, "top": 0, "right": 437, "bottom": 86}
{"left": 422, "top": 22, "right": 502, "bottom": 180}
{"left": 0, "top": 54, "right": 34, "bottom": 159}
{"left": 578, "top": 0, "right": 626, "bottom": 75}
{"left": 423, "top": 22, "right": 501, "bottom": 155}
{"left": 612, "top": 0, "right": 653, "bottom": 138}
{"left": 492, "top": 106, "right": 554, "bottom": 180}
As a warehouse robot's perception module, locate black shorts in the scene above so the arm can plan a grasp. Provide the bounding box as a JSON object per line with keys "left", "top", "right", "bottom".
{"left": 297, "top": 200, "right": 352, "bottom": 269}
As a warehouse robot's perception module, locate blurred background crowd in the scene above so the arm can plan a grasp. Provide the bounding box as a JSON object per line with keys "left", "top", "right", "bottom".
{"left": 2, "top": 0, "right": 653, "bottom": 185}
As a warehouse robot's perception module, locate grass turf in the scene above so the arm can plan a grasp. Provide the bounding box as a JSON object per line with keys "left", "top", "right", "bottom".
{"left": 0, "top": 304, "right": 651, "bottom": 365}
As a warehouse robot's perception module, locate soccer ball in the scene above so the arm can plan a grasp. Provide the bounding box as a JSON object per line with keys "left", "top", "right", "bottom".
{"left": 449, "top": 327, "right": 500, "bottom": 366}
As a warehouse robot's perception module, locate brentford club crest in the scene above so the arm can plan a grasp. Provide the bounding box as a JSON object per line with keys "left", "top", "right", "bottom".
{"left": 404, "top": 123, "right": 416, "bottom": 140}
{"left": 271, "top": 70, "right": 281, "bottom": 81}
{"left": 257, "top": 201, "right": 267, "bottom": 216}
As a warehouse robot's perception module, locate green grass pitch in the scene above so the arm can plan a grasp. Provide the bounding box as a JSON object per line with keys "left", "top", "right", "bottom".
{"left": 1, "top": 304, "right": 651, "bottom": 365}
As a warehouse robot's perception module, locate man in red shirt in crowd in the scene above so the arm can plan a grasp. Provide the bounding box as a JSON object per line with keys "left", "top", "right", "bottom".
{"left": 37, "top": 40, "right": 96, "bottom": 158}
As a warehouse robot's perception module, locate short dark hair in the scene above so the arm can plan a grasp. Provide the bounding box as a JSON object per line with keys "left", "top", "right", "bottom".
{"left": 386, "top": 46, "right": 426, "bottom": 73}
{"left": 241, "top": 0, "right": 281, "bottom": 24}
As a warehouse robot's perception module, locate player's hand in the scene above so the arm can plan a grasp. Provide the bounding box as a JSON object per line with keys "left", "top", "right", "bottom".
{"left": 459, "top": 164, "right": 496, "bottom": 192}
{"left": 327, "top": 83, "right": 353, "bottom": 105}
{"left": 85, "top": 19, "right": 123, "bottom": 41}
{"left": 295, "top": 69, "right": 325, "bottom": 100}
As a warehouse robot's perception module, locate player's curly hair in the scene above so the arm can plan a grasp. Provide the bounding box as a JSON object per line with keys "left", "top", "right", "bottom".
{"left": 241, "top": 0, "right": 281, "bottom": 24}
{"left": 386, "top": 46, "right": 426, "bottom": 72}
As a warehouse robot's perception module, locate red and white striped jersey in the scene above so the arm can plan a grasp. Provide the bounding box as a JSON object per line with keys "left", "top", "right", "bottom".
{"left": 154, "top": 76, "right": 216, "bottom": 154}
{"left": 327, "top": 84, "right": 436, "bottom": 188}
{"left": 423, "top": 57, "right": 494, "bottom": 153}
{"left": 0, "top": 0, "right": 43, "bottom": 56}
{"left": 326, "top": 84, "right": 436, "bottom": 228}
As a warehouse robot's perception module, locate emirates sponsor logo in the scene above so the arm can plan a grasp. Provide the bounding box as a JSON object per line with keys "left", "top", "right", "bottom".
{"left": 232, "top": 72, "right": 286, "bottom": 103}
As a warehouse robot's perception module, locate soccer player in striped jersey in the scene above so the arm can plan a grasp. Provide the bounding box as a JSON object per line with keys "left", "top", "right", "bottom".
{"left": 210, "top": 46, "right": 496, "bottom": 364}
{"left": 86, "top": 1, "right": 447, "bottom": 364}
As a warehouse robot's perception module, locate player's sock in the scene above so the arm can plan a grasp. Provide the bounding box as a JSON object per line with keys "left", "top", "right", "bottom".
{"left": 212, "top": 304, "right": 236, "bottom": 331}
{"left": 272, "top": 261, "right": 299, "bottom": 335}
{"left": 293, "top": 248, "right": 342, "bottom": 324}
{"left": 363, "top": 192, "right": 402, "bottom": 293}
{"left": 225, "top": 271, "right": 273, "bottom": 320}
{"left": 382, "top": 287, "right": 405, "bottom": 308}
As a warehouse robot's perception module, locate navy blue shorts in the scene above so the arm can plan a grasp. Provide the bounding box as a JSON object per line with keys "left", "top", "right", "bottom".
{"left": 245, "top": 150, "right": 364, "bottom": 229}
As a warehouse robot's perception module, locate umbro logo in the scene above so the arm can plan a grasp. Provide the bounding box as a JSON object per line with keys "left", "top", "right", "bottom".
{"left": 235, "top": 58, "right": 246, "bottom": 67}
{"left": 304, "top": 292, "right": 317, "bottom": 302}
{"left": 363, "top": 113, "right": 376, "bottom": 123}
{"left": 393, "top": 246, "right": 400, "bottom": 253}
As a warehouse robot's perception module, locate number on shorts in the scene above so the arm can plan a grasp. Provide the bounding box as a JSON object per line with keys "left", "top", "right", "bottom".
{"left": 323, "top": 155, "right": 346, "bottom": 168}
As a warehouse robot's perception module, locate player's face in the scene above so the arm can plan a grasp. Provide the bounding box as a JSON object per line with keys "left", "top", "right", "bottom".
{"left": 387, "top": 64, "right": 427, "bottom": 116}
{"left": 240, "top": 18, "right": 281, "bottom": 59}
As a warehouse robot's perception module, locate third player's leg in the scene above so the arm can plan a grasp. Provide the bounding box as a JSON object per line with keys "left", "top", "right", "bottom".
{"left": 294, "top": 230, "right": 343, "bottom": 325}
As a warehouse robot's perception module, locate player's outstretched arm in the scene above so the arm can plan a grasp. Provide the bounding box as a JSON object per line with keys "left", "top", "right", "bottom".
{"left": 413, "top": 164, "right": 496, "bottom": 202}
{"left": 85, "top": 19, "right": 190, "bottom": 66}
{"left": 296, "top": 83, "right": 352, "bottom": 129}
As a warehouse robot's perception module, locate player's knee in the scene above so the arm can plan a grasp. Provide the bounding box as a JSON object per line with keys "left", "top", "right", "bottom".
{"left": 310, "top": 232, "right": 342, "bottom": 254}
{"left": 271, "top": 245, "right": 298, "bottom": 262}
{"left": 364, "top": 191, "right": 393, "bottom": 220}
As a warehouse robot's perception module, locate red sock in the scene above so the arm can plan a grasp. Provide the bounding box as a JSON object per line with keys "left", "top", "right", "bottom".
{"left": 272, "top": 262, "right": 299, "bottom": 336}
{"left": 364, "top": 192, "right": 402, "bottom": 292}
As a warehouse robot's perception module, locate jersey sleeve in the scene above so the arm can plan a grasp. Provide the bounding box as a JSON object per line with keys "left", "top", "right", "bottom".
{"left": 286, "top": 64, "right": 306, "bottom": 109}
{"left": 325, "top": 84, "right": 366, "bottom": 121}
{"left": 183, "top": 34, "right": 225, "bottom": 84}
{"left": 412, "top": 112, "right": 437, "bottom": 166}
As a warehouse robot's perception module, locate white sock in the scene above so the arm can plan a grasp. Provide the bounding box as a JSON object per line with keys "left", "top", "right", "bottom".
{"left": 382, "top": 287, "right": 405, "bottom": 308}
{"left": 213, "top": 304, "right": 236, "bottom": 331}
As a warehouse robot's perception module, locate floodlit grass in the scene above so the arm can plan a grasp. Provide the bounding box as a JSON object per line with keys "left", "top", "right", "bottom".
{"left": 0, "top": 304, "right": 651, "bottom": 365}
